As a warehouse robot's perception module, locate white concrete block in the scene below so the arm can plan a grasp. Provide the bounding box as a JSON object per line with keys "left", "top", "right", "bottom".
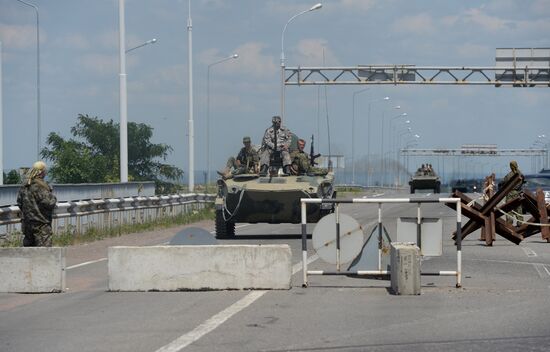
{"left": 108, "top": 245, "right": 292, "bottom": 291}
{"left": 0, "top": 247, "right": 66, "bottom": 293}
{"left": 390, "top": 242, "right": 421, "bottom": 295}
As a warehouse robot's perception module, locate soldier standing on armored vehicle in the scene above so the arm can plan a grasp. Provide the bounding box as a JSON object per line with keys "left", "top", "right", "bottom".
{"left": 259, "top": 115, "right": 292, "bottom": 176}
{"left": 218, "top": 136, "right": 259, "bottom": 180}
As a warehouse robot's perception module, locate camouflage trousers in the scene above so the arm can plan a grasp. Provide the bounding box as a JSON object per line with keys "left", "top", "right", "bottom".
{"left": 505, "top": 190, "right": 522, "bottom": 224}
{"left": 225, "top": 157, "right": 256, "bottom": 175}
{"left": 22, "top": 221, "right": 53, "bottom": 247}
{"left": 260, "top": 149, "right": 291, "bottom": 167}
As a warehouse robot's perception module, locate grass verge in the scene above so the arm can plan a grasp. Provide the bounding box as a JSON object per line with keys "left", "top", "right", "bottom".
{"left": 1, "top": 205, "right": 215, "bottom": 247}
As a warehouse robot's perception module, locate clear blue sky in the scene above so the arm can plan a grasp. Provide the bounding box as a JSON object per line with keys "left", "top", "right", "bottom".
{"left": 1, "top": 0, "right": 549, "bottom": 180}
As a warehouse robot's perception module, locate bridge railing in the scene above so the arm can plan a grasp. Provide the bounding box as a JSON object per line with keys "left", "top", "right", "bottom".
{"left": 0, "top": 193, "right": 215, "bottom": 238}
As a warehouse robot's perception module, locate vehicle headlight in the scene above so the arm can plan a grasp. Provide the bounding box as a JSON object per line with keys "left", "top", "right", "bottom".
{"left": 217, "top": 179, "right": 227, "bottom": 198}
{"left": 317, "top": 182, "right": 333, "bottom": 198}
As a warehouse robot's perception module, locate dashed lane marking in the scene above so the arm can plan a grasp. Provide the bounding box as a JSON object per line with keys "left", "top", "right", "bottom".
{"left": 521, "top": 245, "right": 537, "bottom": 257}
{"left": 533, "top": 263, "right": 550, "bottom": 279}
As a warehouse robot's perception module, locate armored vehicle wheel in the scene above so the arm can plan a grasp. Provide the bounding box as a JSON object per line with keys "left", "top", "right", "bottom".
{"left": 215, "top": 209, "right": 235, "bottom": 239}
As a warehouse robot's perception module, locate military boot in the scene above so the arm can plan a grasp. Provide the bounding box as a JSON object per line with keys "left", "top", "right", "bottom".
{"left": 259, "top": 164, "right": 268, "bottom": 176}
{"left": 217, "top": 167, "right": 231, "bottom": 179}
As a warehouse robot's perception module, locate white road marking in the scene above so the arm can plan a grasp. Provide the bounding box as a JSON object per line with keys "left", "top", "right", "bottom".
{"left": 155, "top": 254, "right": 320, "bottom": 352}
{"left": 155, "top": 290, "right": 267, "bottom": 352}
{"left": 292, "top": 254, "right": 319, "bottom": 274}
{"left": 533, "top": 263, "right": 550, "bottom": 279}
{"left": 66, "top": 258, "right": 107, "bottom": 270}
{"left": 469, "top": 258, "right": 546, "bottom": 266}
{"left": 521, "top": 246, "right": 537, "bottom": 257}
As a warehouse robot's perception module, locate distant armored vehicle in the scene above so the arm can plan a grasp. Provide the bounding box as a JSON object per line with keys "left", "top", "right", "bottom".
{"left": 215, "top": 136, "right": 335, "bottom": 238}
{"left": 409, "top": 164, "right": 441, "bottom": 194}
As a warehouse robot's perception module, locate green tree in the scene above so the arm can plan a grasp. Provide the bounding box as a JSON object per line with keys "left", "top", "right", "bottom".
{"left": 41, "top": 114, "right": 183, "bottom": 192}
{"left": 4, "top": 170, "right": 22, "bottom": 184}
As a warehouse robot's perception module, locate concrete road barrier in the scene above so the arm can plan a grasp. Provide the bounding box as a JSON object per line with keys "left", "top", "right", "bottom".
{"left": 0, "top": 247, "right": 66, "bottom": 293}
{"left": 390, "top": 242, "right": 421, "bottom": 295}
{"left": 108, "top": 245, "right": 292, "bottom": 291}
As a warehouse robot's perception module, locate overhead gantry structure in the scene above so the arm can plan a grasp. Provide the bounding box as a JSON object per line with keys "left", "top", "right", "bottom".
{"left": 284, "top": 64, "right": 550, "bottom": 87}
{"left": 401, "top": 148, "right": 547, "bottom": 157}
{"left": 284, "top": 48, "right": 550, "bottom": 86}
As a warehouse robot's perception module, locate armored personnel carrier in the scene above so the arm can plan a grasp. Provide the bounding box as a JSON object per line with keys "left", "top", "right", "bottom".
{"left": 214, "top": 138, "right": 335, "bottom": 238}
{"left": 409, "top": 164, "right": 441, "bottom": 194}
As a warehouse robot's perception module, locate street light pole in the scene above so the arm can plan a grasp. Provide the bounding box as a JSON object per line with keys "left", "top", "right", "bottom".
{"left": 367, "top": 96, "right": 389, "bottom": 187}
{"left": 206, "top": 53, "right": 239, "bottom": 191}
{"left": 0, "top": 42, "right": 3, "bottom": 185}
{"left": 116, "top": 36, "right": 159, "bottom": 183}
{"left": 15, "top": 0, "right": 40, "bottom": 160}
{"left": 405, "top": 135, "right": 420, "bottom": 179}
{"left": 380, "top": 106, "right": 401, "bottom": 186}
{"left": 389, "top": 112, "right": 407, "bottom": 186}
{"left": 118, "top": 0, "right": 128, "bottom": 182}
{"left": 280, "top": 3, "right": 322, "bottom": 121}
{"left": 187, "top": 0, "right": 194, "bottom": 192}
{"left": 536, "top": 134, "right": 548, "bottom": 169}
{"left": 351, "top": 88, "right": 369, "bottom": 185}
{"left": 397, "top": 127, "right": 413, "bottom": 185}
{"left": 126, "top": 38, "right": 157, "bottom": 53}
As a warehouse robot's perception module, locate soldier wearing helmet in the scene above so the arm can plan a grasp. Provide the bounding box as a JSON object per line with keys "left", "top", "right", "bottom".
{"left": 259, "top": 115, "right": 292, "bottom": 176}
{"left": 218, "top": 136, "right": 259, "bottom": 179}
{"left": 16, "top": 161, "right": 57, "bottom": 246}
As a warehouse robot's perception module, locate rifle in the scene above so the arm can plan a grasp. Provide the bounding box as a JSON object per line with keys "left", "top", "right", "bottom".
{"left": 309, "top": 135, "right": 321, "bottom": 166}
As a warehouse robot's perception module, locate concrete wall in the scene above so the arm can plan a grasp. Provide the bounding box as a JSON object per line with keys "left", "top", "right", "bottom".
{"left": 0, "top": 248, "right": 66, "bottom": 293}
{"left": 108, "top": 245, "right": 292, "bottom": 291}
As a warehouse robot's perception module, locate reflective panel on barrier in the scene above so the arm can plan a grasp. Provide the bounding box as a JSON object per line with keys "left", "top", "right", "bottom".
{"left": 312, "top": 213, "right": 364, "bottom": 265}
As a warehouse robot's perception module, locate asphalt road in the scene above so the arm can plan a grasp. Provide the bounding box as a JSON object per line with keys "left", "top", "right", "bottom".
{"left": 2, "top": 190, "right": 550, "bottom": 352}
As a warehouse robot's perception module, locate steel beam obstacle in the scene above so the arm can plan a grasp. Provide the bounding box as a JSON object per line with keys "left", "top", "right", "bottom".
{"left": 447, "top": 173, "right": 550, "bottom": 246}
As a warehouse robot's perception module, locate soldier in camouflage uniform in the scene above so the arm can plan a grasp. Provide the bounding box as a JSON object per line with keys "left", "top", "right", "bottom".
{"left": 499, "top": 160, "right": 525, "bottom": 224}
{"left": 16, "top": 161, "right": 57, "bottom": 247}
{"left": 218, "top": 136, "right": 259, "bottom": 179}
{"left": 290, "top": 139, "right": 310, "bottom": 175}
{"left": 259, "top": 115, "right": 292, "bottom": 176}
{"left": 290, "top": 139, "right": 328, "bottom": 176}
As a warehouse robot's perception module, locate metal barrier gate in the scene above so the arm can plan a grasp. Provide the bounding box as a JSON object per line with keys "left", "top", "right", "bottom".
{"left": 300, "top": 197, "right": 462, "bottom": 288}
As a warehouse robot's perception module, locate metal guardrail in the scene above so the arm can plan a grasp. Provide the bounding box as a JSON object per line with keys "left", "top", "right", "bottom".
{"left": 0, "top": 181, "right": 156, "bottom": 206}
{"left": 0, "top": 193, "right": 216, "bottom": 237}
